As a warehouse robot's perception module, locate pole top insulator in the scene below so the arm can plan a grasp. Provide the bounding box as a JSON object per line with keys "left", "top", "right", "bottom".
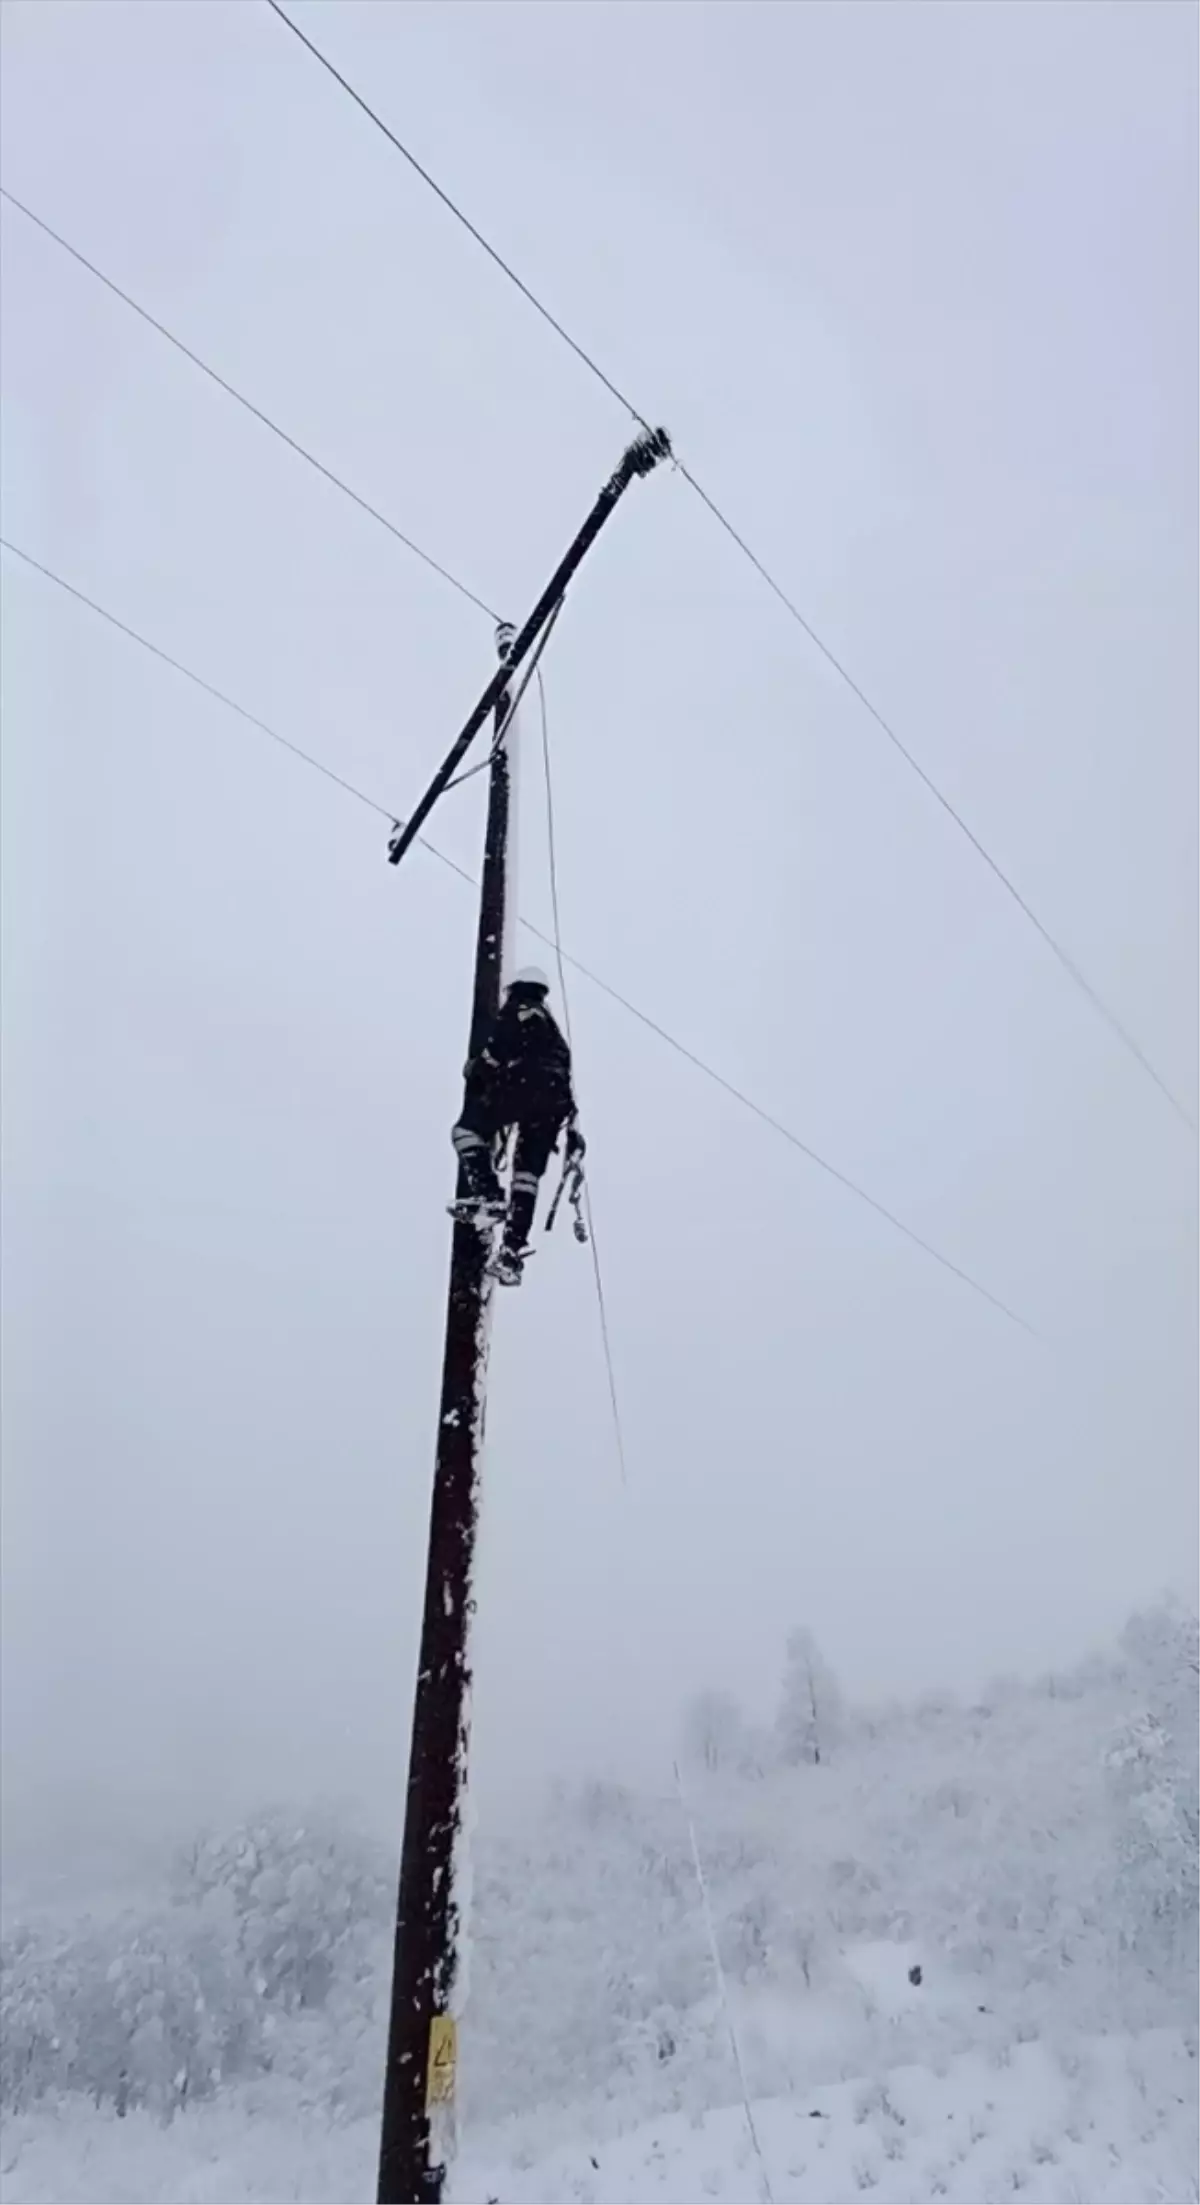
{"left": 625, "top": 425, "right": 672, "bottom": 477}
{"left": 495, "top": 620, "right": 516, "bottom": 660}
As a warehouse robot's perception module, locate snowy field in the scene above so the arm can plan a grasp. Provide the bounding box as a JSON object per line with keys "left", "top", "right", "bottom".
{"left": 4, "top": 2033, "right": 1196, "bottom": 2203}
{"left": 2, "top": 1603, "right": 1196, "bottom": 2204}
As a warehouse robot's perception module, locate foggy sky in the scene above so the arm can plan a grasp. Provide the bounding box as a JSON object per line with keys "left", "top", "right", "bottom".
{"left": 1, "top": 0, "right": 1196, "bottom": 1875}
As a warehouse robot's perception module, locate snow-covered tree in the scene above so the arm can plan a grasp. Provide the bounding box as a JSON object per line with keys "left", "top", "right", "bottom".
{"left": 681, "top": 1689, "right": 746, "bottom": 1774}
{"left": 174, "top": 1808, "right": 391, "bottom": 2014}
{"left": 0, "top": 1906, "right": 263, "bottom": 2116}
{"left": 777, "top": 1627, "right": 844, "bottom": 1766}
{"left": 8, "top": 1600, "right": 1197, "bottom": 2137}
{"left": 1106, "top": 1598, "right": 1199, "bottom": 2008}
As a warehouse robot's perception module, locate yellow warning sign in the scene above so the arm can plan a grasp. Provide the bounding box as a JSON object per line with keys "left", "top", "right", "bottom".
{"left": 425, "top": 2014, "right": 457, "bottom": 2110}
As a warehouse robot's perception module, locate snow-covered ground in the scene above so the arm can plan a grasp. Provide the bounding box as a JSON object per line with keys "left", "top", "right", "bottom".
{"left": 3, "top": 1604, "right": 1196, "bottom": 2204}
{"left": 3, "top": 2031, "right": 1195, "bottom": 2204}
{"left": 458, "top": 2033, "right": 1200, "bottom": 2205}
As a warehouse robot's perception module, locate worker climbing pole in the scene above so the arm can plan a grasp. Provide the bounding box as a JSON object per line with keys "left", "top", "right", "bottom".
{"left": 451, "top": 959, "right": 584, "bottom": 1288}
{"left": 377, "top": 426, "right": 671, "bottom": 2205}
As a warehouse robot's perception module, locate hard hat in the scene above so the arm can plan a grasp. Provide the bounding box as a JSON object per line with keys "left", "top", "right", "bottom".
{"left": 509, "top": 966, "right": 550, "bottom": 993}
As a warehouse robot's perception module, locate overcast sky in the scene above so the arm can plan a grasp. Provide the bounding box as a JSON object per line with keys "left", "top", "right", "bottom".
{"left": 2, "top": 0, "right": 1196, "bottom": 1874}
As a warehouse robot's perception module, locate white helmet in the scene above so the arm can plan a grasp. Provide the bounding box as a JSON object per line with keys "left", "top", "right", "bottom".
{"left": 509, "top": 965, "right": 549, "bottom": 993}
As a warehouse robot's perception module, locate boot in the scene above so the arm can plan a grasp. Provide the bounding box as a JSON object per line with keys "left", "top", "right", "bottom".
{"left": 504, "top": 1178, "right": 538, "bottom": 1257}
{"left": 450, "top": 1124, "right": 504, "bottom": 1226}
{"left": 489, "top": 1244, "right": 528, "bottom": 1287}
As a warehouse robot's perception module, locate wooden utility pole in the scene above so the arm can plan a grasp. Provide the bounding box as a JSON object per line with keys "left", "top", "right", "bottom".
{"left": 376, "top": 625, "right": 515, "bottom": 2205}
{"left": 378, "top": 429, "right": 671, "bottom": 2205}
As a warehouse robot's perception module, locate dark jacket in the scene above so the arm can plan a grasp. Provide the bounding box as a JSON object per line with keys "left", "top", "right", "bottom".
{"left": 466, "top": 996, "right": 575, "bottom": 1124}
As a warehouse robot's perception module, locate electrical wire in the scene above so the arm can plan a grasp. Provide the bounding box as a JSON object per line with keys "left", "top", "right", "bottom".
{"left": 1, "top": 540, "right": 396, "bottom": 821}
{"left": 0, "top": 187, "right": 500, "bottom": 624}
{"left": 536, "top": 666, "right": 630, "bottom": 1485}
{"left": 264, "top": 0, "right": 653, "bottom": 438}
{"left": 261, "top": 0, "right": 1194, "bottom": 1134}
{"left": 537, "top": 652, "right": 1035, "bottom": 1339}
{"left": 675, "top": 468, "right": 1195, "bottom": 1134}
{"left": 546, "top": 949, "right": 1047, "bottom": 1332}
{"left": 2, "top": 533, "right": 1038, "bottom": 1341}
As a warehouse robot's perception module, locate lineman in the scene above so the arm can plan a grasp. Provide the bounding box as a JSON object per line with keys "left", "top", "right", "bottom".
{"left": 450, "top": 967, "right": 585, "bottom": 1285}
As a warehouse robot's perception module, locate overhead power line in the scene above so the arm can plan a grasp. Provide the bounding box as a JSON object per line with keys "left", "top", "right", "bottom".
{"left": 263, "top": 0, "right": 1194, "bottom": 1136}
{"left": 263, "top": 0, "right": 653, "bottom": 436}
{"left": 2, "top": 539, "right": 395, "bottom": 820}
{"left": 2, "top": 534, "right": 1036, "bottom": 1341}
{"left": 0, "top": 187, "right": 499, "bottom": 624}
{"left": 676, "top": 468, "right": 1196, "bottom": 1134}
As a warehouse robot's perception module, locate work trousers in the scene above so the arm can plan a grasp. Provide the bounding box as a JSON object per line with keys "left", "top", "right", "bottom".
{"left": 451, "top": 1093, "right": 564, "bottom": 1252}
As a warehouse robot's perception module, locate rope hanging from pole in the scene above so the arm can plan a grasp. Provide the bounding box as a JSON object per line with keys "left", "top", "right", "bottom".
{"left": 533, "top": 665, "right": 774, "bottom": 2199}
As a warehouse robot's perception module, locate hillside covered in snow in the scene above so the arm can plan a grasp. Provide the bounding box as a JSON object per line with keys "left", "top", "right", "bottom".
{"left": 2, "top": 1599, "right": 1196, "bottom": 2203}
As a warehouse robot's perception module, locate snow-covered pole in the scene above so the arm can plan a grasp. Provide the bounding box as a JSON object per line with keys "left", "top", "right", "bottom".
{"left": 376, "top": 626, "right": 516, "bottom": 2205}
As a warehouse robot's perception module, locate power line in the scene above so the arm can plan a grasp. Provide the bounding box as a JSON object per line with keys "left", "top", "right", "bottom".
{"left": 0, "top": 187, "right": 500, "bottom": 624}
{"left": 263, "top": 1, "right": 1194, "bottom": 1135}
{"left": 2, "top": 534, "right": 1036, "bottom": 1340}
{"left": 676, "top": 467, "right": 1196, "bottom": 1134}
{"left": 540, "top": 939, "right": 1039, "bottom": 1340}
{"left": 264, "top": 0, "right": 653, "bottom": 438}
{"left": 1, "top": 539, "right": 396, "bottom": 820}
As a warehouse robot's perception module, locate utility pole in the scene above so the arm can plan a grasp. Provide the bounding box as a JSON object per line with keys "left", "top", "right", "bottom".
{"left": 378, "top": 428, "right": 671, "bottom": 2205}
{"left": 377, "top": 624, "right": 515, "bottom": 2205}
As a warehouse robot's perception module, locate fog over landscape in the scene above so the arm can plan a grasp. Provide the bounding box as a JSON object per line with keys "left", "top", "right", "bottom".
{"left": 1, "top": 5, "right": 1195, "bottom": 2201}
